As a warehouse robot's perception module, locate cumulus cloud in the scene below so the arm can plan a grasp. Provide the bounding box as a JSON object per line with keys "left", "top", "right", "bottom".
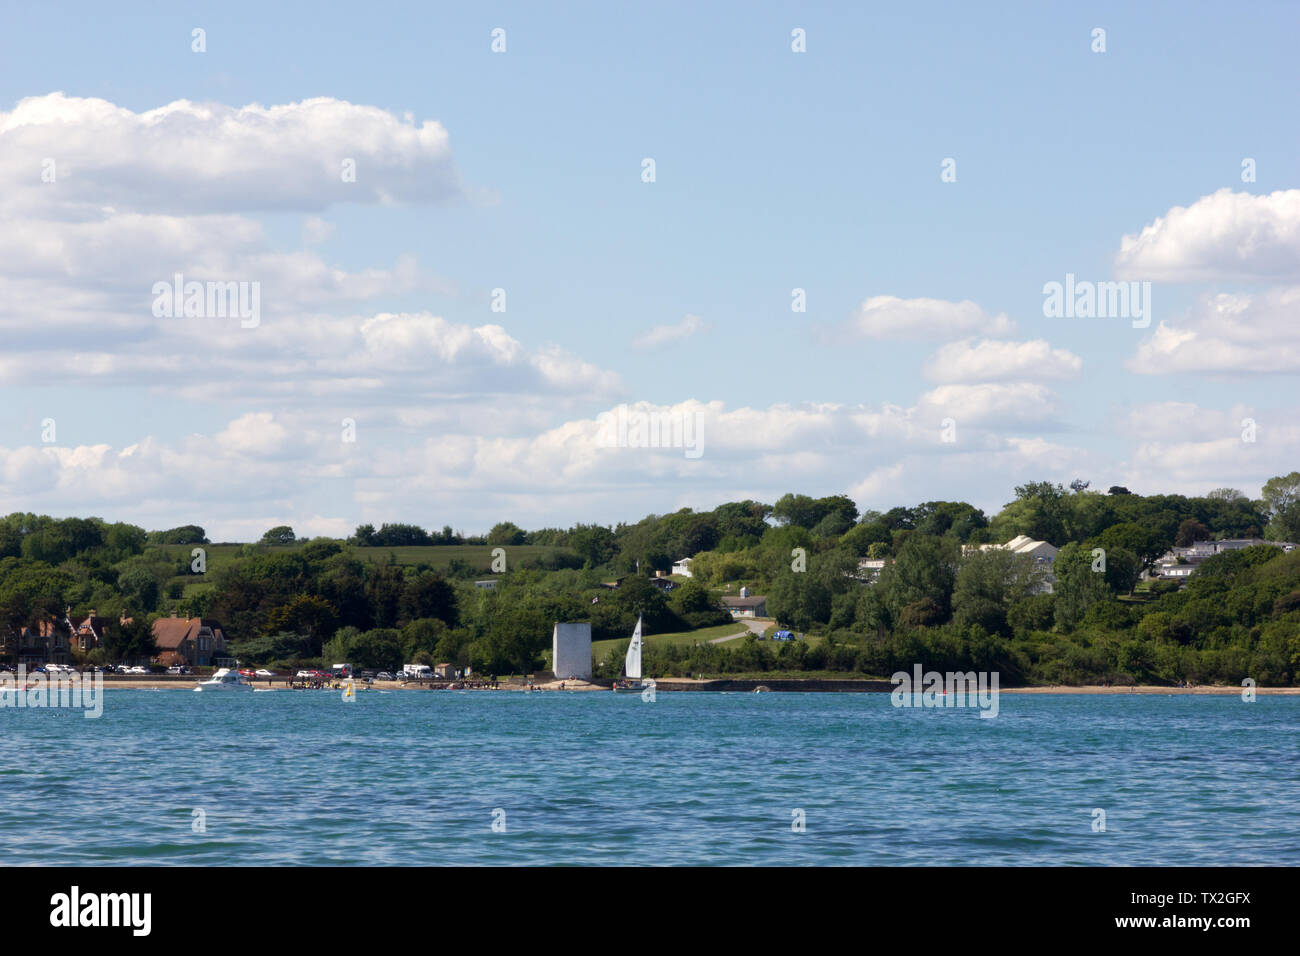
{"left": 1116, "top": 189, "right": 1300, "bottom": 282}
{"left": 847, "top": 295, "right": 1015, "bottom": 340}
{"left": 1100, "top": 400, "right": 1300, "bottom": 497}
{"left": 633, "top": 313, "right": 707, "bottom": 349}
{"left": 0, "top": 92, "right": 461, "bottom": 215}
{"left": 0, "top": 93, "right": 622, "bottom": 423}
{"left": 0, "top": 395, "right": 1085, "bottom": 538}
{"left": 923, "top": 338, "right": 1083, "bottom": 383}
{"left": 847, "top": 438, "right": 1094, "bottom": 508}
{"left": 1121, "top": 431, "right": 1298, "bottom": 497}
{"left": 303, "top": 217, "right": 336, "bottom": 244}
{"left": 0, "top": 310, "right": 623, "bottom": 406}
{"left": 1116, "top": 401, "right": 1259, "bottom": 442}
{"left": 917, "top": 383, "right": 1067, "bottom": 428}
{"left": 1129, "top": 287, "right": 1300, "bottom": 374}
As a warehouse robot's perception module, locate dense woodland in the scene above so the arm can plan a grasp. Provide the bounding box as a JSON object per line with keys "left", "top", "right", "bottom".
{"left": 2, "top": 472, "right": 1300, "bottom": 684}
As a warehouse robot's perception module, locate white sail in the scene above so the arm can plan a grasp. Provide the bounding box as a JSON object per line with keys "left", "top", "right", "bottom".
{"left": 625, "top": 615, "right": 643, "bottom": 680}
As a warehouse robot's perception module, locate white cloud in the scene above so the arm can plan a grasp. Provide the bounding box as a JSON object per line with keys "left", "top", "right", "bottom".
{"left": 0, "top": 93, "right": 461, "bottom": 216}
{"left": 923, "top": 338, "right": 1083, "bottom": 383}
{"left": 6, "top": 394, "right": 1294, "bottom": 539}
{"left": 1129, "top": 287, "right": 1300, "bottom": 374}
{"left": 917, "top": 383, "right": 1066, "bottom": 428}
{"left": 303, "top": 217, "right": 336, "bottom": 245}
{"left": 1104, "top": 401, "right": 1299, "bottom": 498}
{"left": 0, "top": 395, "right": 1083, "bottom": 538}
{"left": 1116, "top": 402, "right": 1258, "bottom": 442}
{"left": 847, "top": 295, "right": 1015, "bottom": 340}
{"left": 0, "top": 211, "right": 440, "bottom": 350}
{"left": 633, "top": 313, "right": 707, "bottom": 349}
{"left": 847, "top": 438, "right": 1094, "bottom": 508}
{"left": 215, "top": 412, "right": 292, "bottom": 457}
{"left": 1116, "top": 189, "right": 1300, "bottom": 282}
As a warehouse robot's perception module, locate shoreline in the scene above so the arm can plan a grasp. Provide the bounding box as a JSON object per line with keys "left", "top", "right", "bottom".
{"left": 18, "top": 676, "right": 1294, "bottom": 695}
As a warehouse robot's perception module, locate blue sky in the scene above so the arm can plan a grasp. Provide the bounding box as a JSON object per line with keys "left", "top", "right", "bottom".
{"left": 1, "top": 1, "right": 1298, "bottom": 539}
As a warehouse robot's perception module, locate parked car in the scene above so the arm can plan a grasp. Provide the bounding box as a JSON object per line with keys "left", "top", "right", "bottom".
{"left": 375, "top": 672, "right": 395, "bottom": 681}
{"left": 254, "top": 669, "right": 274, "bottom": 679}
{"left": 128, "top": 665, "right": 147, "bottom": 675}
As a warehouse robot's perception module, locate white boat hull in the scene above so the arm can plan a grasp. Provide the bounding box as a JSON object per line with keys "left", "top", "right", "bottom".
{"left": 194, "top": 668, "right": 254, "bottom": 691}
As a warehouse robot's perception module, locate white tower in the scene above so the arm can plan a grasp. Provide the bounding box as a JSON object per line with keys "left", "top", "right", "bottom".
{"left": 552, "top": 622, "right": 593, "bottom": 680}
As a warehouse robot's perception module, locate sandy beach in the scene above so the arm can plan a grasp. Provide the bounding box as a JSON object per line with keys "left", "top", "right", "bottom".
{"left": 10, "top": 676, "right": 1296, "bottom": 695}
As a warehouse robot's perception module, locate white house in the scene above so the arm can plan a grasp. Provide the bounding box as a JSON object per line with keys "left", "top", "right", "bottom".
{"left": 671, "top": 557, "right": 694, "bottom": 578}
{"left": 721, "top": 594, "right": 767, "bottom": 618}
{"left": 855, "top": 558, "right": 889, "bottom": 583}
{"left": 969, "top": 535, "right": 1059, "bottom": 594}
{"left": 1151, "top": 538, "right": 1296, "bottom": 585}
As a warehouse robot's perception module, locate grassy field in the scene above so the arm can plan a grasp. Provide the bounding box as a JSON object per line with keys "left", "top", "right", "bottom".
{"left": 591, "top": 622, "right": 746, "bottom": 657}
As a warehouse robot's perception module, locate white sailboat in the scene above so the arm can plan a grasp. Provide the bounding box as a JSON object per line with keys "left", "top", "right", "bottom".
{"left": 612, "top": 615, "right": 647, "bottom": 693}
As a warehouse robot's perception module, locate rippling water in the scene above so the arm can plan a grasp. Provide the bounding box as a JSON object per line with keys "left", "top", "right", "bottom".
{"left": 2, "top": 688, "right": 1295, "bottom": 865}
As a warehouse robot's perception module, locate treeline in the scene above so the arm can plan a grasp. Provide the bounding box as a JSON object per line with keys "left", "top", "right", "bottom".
{"left": 2, "top": 473, "right": 1299, "bottom": 682}
{"left": 211, "top": 555, "right": 728, "bottom": 676}
{"left": 609, "top": 544, "right": 1299, "bottom": 686}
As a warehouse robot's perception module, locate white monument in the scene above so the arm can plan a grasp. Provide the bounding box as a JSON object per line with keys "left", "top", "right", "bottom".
{"left": 552, "top": 622, "right": 592, "bottom": 680}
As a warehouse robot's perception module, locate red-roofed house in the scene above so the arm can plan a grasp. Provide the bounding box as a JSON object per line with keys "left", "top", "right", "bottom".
{"left": 68, "top": 609, "right": 127, "bottom": 655}
{"left": 151, "top": 615, "right": 229, "bottom": 667}
{"left": 15, "top": 618, "right": 71, "bottom": 666}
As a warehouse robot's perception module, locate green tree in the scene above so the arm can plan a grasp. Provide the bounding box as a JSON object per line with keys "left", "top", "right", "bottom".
{"left": 771, "top": 493, "right": 857, "bottom": 531}
{"left": 117, "top": 566, "right": 161, "bottom": 613}
{"left": 487, "top": 522, "right": 526, "bottom": 546}
{"left": 350, "top": 629, "right": 404, "bottom": 671}
{"left": 1052, "top": 542, "right": 1113, "bottom": 631}
{"left": 148, "top": 525, "right": 208, "bottom": 545}
{"left": 101, "top": 615, "right": 159, "bottom": 664}
{"left": 568, "top": 524, "right": 618, "bottom": 567}
{"left": 263, "top": 595, "right": 339, "bottom": 654}
{"left": 1096, "top": 522, "right": 1168, "bottom": 577}
{"left": 670, "top": 579, "right": 713, "bottom": 615}
{"left": 878, "top": 534, "right": 960, "bottom": 622}
{"left": 952, "top": 548, "right": 1042, "bottom": 636}
{"left": 260, "top": 526, "right": 297, "bottom": 546}
{"left": 1261, "top": 472, "right": 1300, "bottom": 542}
{"left": 398, "top": 571, "right": 458, "bottom": 626}
{"left": 1175, "top": 518, "right": 1211, "bottom": 548}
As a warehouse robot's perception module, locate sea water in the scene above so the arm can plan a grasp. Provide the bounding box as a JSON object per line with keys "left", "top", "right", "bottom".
{"left": 1, "top": 690, "right": 1295, "bottom": 865}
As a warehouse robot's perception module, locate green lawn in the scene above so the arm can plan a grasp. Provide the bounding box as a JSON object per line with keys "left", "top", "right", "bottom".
{"left": 591, "top": 622, "right": 746, "bottom": 656}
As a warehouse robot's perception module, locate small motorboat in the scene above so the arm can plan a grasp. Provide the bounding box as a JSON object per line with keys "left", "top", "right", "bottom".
{"left": 194, "top": 668, "right": 254, "bottom": 692}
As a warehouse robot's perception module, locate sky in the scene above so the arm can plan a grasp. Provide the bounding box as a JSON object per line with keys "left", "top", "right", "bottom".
{"left": 0, "top": 1, "right": 1298, "bottom": 540}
